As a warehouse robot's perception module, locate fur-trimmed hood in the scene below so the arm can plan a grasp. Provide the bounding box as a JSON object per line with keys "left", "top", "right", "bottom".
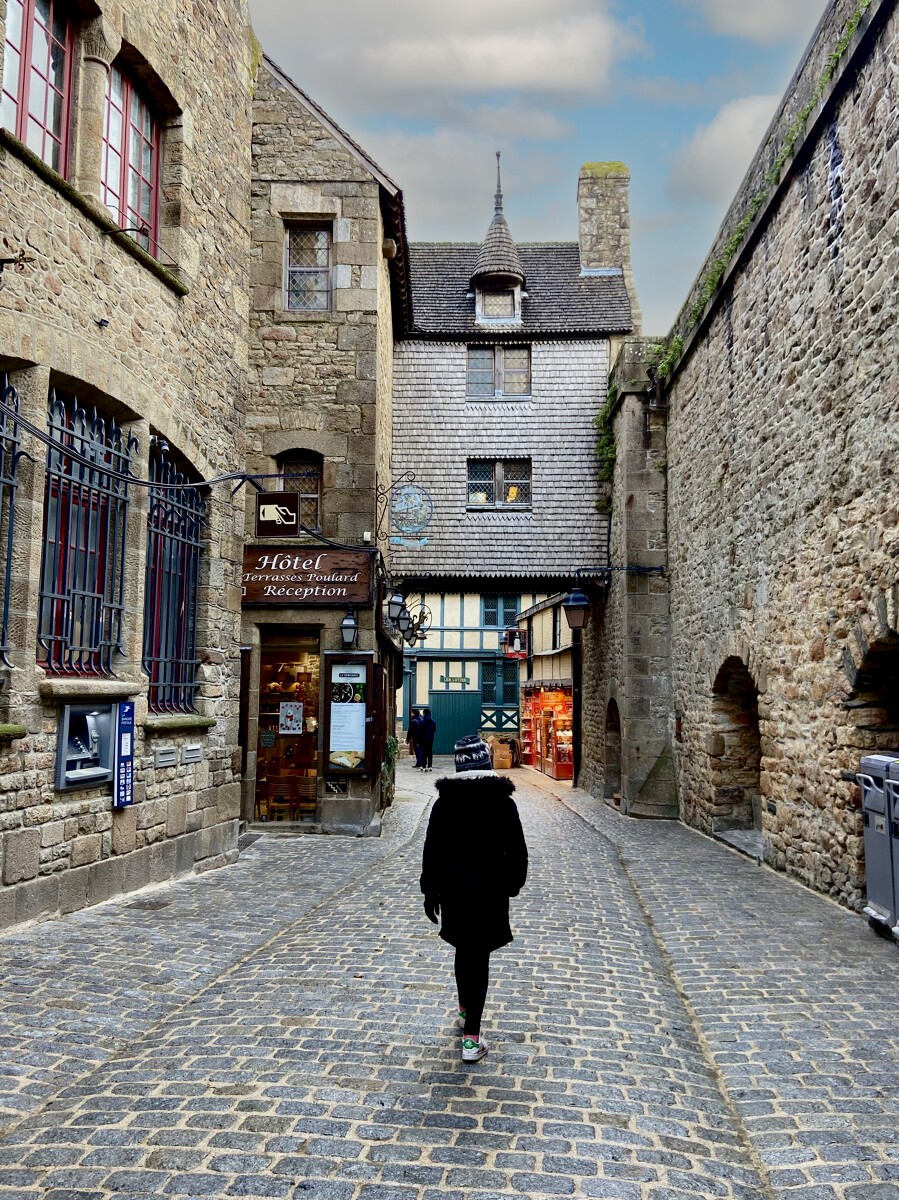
{"left": 433, "top": 774, "right": 516, "bottom": 801}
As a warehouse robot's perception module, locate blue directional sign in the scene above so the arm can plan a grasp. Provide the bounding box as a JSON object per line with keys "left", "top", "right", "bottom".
{"left": 114, "top": 701, "right": 135, "bottom": 809}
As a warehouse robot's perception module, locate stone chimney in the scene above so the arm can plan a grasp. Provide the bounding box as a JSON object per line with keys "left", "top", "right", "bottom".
{"left": 577, "top": 162, "right": 642, "bottom": 333}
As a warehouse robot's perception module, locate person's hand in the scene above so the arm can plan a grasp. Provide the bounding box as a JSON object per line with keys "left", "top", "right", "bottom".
{"left": 423, "top": 896, "right": 440, "bottom": 924}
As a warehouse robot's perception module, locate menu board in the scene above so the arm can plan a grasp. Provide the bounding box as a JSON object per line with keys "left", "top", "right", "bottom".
{"left": 327, "top": 662, "right": 368, "bottom": 772}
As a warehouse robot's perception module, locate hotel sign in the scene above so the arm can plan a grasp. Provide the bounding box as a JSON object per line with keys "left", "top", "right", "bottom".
{"left": 242, "top": 546, "right": 373, "bottom": 606}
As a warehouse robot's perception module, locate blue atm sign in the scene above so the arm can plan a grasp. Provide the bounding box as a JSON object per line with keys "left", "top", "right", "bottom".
{"left": 114, "top": 701, "right": 135, "bottom": 809}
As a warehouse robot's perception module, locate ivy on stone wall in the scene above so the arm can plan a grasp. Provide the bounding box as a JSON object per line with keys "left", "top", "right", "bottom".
{"left": 654, "top": 0, "right": 874, "bottom": 383}
{"left": 594, "top": 385, "right": 618, "bottom": 483}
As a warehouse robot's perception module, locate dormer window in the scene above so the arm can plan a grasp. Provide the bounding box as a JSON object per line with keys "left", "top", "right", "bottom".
{"left": 483, "top": 290, "right": 514, "bottom": 318}
{"left": 475, "top": 284, "right": 522, "bottom": 325}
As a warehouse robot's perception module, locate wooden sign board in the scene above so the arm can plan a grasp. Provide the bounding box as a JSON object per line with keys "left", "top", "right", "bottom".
{"left": 255, "top": 492, "right": 301, "bottom": 538}
{"left": 242, "top": 547, "right": 374, "bottom": 606}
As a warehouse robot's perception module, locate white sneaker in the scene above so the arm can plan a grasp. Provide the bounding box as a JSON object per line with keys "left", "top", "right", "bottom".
{"left": 461, "top": 1035, "right": 488, "bottom": 1063}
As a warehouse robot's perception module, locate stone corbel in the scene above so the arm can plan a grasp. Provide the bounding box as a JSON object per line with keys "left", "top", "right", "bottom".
{"left": 81, "top": 16, "right": 122, "bottom": 67}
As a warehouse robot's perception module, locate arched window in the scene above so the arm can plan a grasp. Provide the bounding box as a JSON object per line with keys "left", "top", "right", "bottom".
{"left": 278, "top": 452, "right": 322, "bottom": 530}
{"left": 0, "top": 0, "right": 74, "bottom": 174}
{"left": 101, "top": 63, "right": 160, "bottom": 255}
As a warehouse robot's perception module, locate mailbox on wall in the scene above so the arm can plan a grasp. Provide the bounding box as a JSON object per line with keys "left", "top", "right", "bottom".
{"left": 56, "top": 703, "right": 116, "bottom": 791}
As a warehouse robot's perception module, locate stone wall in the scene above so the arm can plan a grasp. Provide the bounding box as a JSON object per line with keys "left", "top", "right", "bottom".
{"left": 0, "top": 0, "right": 254, "bottom": 926}
{"left": 664, "top": 0, "right": 899, "bottom": 906}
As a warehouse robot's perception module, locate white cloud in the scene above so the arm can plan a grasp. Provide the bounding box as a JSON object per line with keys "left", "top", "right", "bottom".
{"left": 684, "top": 0, "right": 826, "bottom": 44}
{"left": 250, "top": 0, "right": 643, "bottom": 111}
{"left": 668, "top": 93, "right": 779, "bottom": 205}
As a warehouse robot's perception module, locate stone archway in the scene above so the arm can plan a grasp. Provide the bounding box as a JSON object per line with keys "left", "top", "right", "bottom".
{"left": 846, "top": 634, "right": 899, "bottom": 748}
{"left": 709, "top": 656, "right": 761, "bottom": 832}
{"left": 604, "top": 699, "right": 622, "bottom": 802}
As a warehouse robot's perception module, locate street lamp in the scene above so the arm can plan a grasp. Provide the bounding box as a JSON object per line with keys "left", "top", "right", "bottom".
{"left": 562, "top": 587, "right": 591, "bottom": 630}
{"left": 396, "top": 606, "right": 412, "bottom": 634}
{"left": 340, "top": 609, "right": 359, "bottom": 648}
{"left": 387, "top": 590, "right": 405, "bottom": 622}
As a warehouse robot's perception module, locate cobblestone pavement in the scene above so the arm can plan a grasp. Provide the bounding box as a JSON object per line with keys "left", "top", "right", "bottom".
{"left": 0, "top": 760, "right": 896, "bottom": 1200}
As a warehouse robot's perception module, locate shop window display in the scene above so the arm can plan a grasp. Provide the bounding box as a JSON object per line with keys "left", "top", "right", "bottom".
{"left": 256, "top": 636, "right": 320, "bottom": 821}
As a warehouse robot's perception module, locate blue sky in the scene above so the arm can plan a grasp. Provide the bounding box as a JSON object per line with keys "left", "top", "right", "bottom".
{"left": 247, "top": 0, "right": 828, "bottom": 333}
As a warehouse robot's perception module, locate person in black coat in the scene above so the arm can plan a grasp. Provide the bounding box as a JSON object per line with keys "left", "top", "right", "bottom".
{"left": 420, "top": 734, "right": 528, "bottom": 1063}
{"left": 406, "top": 708, "right": 422, "bottom": 769}
{"left": 418, "top": 707, "right": 437, "bottom": 772}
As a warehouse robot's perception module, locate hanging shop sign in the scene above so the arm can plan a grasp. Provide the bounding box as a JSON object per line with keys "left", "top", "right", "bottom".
{"left": 242, "top": 547, "right": 374, "bottom": 606}
{"left": 323, "top": 656, "right": 371, "bottom": 775}
{"left": 255, "top": 491, "right": 301, "bottom": 538}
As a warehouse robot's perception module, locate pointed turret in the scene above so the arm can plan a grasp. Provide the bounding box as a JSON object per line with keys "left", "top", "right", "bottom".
{"left": 470, "top": 152, "right": 524, "bottom": 288}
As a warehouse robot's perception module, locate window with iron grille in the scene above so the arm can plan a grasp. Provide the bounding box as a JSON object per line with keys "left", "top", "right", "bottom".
{"left": 0, "top": 0, "right": 73, "bottom": 174}
{"left": 0, "top": 375, "right": 22, "bottom": 667}
{"left": 279, "top": 454, "right": 322, "bottom": 529}
{"left": 38, "top": 392, "right": 137, "bottom": 676}
{"left": 466, "top": 345, "right": 530, "bottom": 397}
{"left": 143, "top": 439, "right": 206, "bottom": 713}
{"left": 285, "top": 226, "right": 331, "bottom": 311}
{"left": 482, "top": 659, "right": 519, "bottom": 706}
{"left": 467, "top": 459, "right": 531, "bottom": 508}
{"left": 101, "top": 65, "right": 161, "bottom": 256}
{"left": 482, "top": 594, "right": 519, "bottom": 628}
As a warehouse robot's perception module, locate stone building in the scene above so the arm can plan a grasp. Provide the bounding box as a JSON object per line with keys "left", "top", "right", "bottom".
{"left": 0, "top": 0, "right": 255, "bottom": 926}
{"left": 391, "top": 161, "right": 638, "bottom": 752}
{"left": 587, "top": 0, "right": 899, "bottom": 913}
{"left": 240, "top": 59, "right": 409, "bottom": 834}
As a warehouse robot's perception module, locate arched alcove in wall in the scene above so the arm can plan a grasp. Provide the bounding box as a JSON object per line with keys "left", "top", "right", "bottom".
{"left": 604, "top": 699, "right": 622, "bottom": 801}
{"left": 709, "top": 656, "right": 761, "bottom": 832}
{"left": 846, "top": 633, "right": 899, "bottom": 749}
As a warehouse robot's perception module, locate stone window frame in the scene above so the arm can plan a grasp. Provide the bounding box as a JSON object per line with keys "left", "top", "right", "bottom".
{"left": 466, "top": 344, "right": 531, "bottom": 398}
{"left": 467, "top": 457, "right": 532, "bottom": 510}
{"left": 283, "top": 223, "right": 333, "bottom": 313}
{"left": 277, "top": 450, "right": 323, "bottom": 531}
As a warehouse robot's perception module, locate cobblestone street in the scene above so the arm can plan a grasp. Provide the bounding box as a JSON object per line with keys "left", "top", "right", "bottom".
{"left": 0, "top": 760, "right": 897, "bottom": 1200}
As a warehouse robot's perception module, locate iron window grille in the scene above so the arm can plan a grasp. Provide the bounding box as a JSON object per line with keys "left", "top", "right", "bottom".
{"left": 0, "top": 0, "right": 73, "bottom": 175}
{"left": 0, "top": 376, "right": 22, "bottom": 668}
{"left": 467, "top": 458, "right": 531, "bottom": 509}
{"left": 285, "top": 226, "right": 331, "bottom": 312}
{"left": 101, "top": 65, "right": 161, "bottom": 257}
{"left": 38, "top": 391, "right": 137, "bottom": 676}
{"left": 143, "top": 438, "right": 206, "bottom": 713}
{"left": 279, "top": 455, "right": 322, "bottom": 529}
{"left": 467, "top": 345, "right": 530, "bottom": 397}
{"left": 482, "top": 659, "right": 519, "bottom": 706}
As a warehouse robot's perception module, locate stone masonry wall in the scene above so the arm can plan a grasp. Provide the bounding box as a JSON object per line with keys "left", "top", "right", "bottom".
{"left": 0, "top": 0, "right": 253, "bottom": 927}
{"left": 665, "top": 0, "right": 899, "bottom": 907}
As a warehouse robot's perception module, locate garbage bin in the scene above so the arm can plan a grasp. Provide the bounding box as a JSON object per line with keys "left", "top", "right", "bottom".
{"left": 887, "top": 760, "right": 899, "bottom": 939}
{"left": 857, "top": 754, "right": 899, "bottom": 937}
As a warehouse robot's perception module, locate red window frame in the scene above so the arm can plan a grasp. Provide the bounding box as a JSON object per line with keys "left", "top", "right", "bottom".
{"left": 101, "top": 64, "right": 161, "bottom": 256}
{"left": 0, "top": 0, "right": 74, "bottom": 175}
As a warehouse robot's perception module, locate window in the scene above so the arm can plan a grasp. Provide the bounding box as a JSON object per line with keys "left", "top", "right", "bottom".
{"left": 482, "top": 659, "right": 519, "bottom": 706}
{"left": 467, "top": 346, "right": 530, "bottom": 397}
{"left": 552, "top": 605, "right": 562, "bottom": 650}
{"left": 38, "top": 392, "right": 136, "bottom": 676}
{"left": 1, "top": 0, "right": 73, "bottom": 173}
{"left": 285, "top": 226, "right": 331, "bottom": 311}
{"left": 467, "top": 459, "right": 531, "bottom": 509}
{"left": 143, "top": 439, "right": 206, "bottom": 713}
{"left": 482, "top": 594, "right": 519, "bottom": 628}
{"left": 482, "top": 290, "right": 514, "bottom": 318}
{"left": 101, "top": 65, "right": 160, "bottom": 255}
{"left": 279, "top": 454, "right": 322, "bottom": 529}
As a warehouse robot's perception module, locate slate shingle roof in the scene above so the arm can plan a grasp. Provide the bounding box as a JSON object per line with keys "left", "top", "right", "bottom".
{"left": 471, "top": 211, "right": 524, "bottom": 284}
{"left": 408, "top": 243, "right": 633, "bottom": 336}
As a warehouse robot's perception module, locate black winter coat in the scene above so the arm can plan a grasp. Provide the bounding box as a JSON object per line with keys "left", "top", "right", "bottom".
{"left": 420, "top": 774, "right": 528, "bottom": 952}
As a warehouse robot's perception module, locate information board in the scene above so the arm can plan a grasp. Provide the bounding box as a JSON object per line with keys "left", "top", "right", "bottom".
{"left": 325, "top": 659, "right": 370, "bottom": 774}
{"left": 113, "top": 701, "right": 135, "bottom": 809}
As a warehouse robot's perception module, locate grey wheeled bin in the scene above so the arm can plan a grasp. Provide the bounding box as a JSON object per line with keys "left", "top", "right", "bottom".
{"left": 887, "top": 760, "right": 899, "bottom": 940}
{"left": 857, "top": 754, "right": 899, "bottom": 937}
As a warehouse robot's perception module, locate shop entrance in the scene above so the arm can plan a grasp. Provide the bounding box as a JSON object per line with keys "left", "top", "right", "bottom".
{"left": 255, "top": 631, "right": 320, "bottom": 822}
{"left": 522, "top": 685, "right": 573, "bottom": 780}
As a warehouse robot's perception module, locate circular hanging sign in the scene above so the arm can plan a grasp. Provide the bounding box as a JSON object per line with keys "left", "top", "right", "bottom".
{"left": 390, "top": 483, "right": 434, "bottom": 535}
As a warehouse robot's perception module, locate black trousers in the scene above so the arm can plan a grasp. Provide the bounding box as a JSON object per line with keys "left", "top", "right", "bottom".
{"left": 420, "top": 741, "right": 433, "bottom": 768}
{"left": 454, "top": 945, "right": 491, "bottom": 1035}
